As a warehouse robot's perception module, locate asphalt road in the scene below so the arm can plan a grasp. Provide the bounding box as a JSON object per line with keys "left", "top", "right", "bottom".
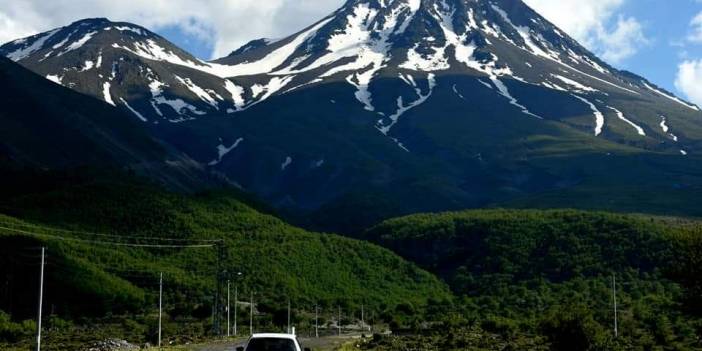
{"left": 184, "top": 334, "right": 360, "bottom": 351}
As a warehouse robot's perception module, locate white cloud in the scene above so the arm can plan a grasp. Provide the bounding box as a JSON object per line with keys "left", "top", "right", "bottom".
{"left": 523, "top": 0, "right": 648, "bottom": 64}
{"left": 523, "top": 0, "right": 624, "bottom": 43}
{"left": 0, "top": 0, "right": 649, "bottom": 64}
{"left": 0, "top": 8, "right": 42, "bottom": 44}
{"left": 674, "top": 11, "right": 702, "bottom": 102}
{"left": 598, "top": 16, "right": 649, "bottom": 63}
{"left": 688, "top": 11, "right": 702, "bottom": 43}
{"left": 675, "top": 60, "right": 702, "bottom": 106}
{"left": 0, "top": 0, "right": 341, "bottom": 59}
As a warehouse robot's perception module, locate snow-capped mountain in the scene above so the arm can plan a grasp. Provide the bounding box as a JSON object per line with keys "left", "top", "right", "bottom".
{"left": 4, "top": 0, "right": 702, "bottom": 232}
{"left": 0, "top": 18, "right": 250, "bottom": 123}
{"left": 6, "top": 2, "right": 697, "bottom": 139}
{"left": 208, "top": 0, "right": 699, "bottom": 147}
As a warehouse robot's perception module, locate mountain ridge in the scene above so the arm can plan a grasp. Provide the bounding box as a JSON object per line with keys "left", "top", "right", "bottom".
{"left": 0, "top": 55, "right": 217, "bottom": 191}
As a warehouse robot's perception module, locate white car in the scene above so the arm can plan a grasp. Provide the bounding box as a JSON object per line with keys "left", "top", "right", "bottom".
{"left": 236, "top": 333, "right": 311, "bottom": 351}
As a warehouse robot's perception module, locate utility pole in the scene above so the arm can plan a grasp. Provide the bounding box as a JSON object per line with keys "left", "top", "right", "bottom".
{"left": 227, "top": 280, "right": 231, "bottom": 337}
{"left": 35, "top": 247, "right": 45, "bottom": 351}
{"left": 613, "top": 274, "right": 618, "bottom": 338}
{"left": 287, "top": 299, "right": 291, "bottom": 334}
{"left": 234, "top": 285, "right": 238, "bottom": 336}
{"left": 361, "top": 304, "right": 364, "bottom": 332}
{"left": 230, "top": 272, "right": 242, "bottom": 337}
{"left": 250, "top": 292, "right": 254, "bottom": 335}
{"left": 315, "top": 305, "right": 319, "bottom": 338}
{"left": 338, "top": 306, "right": 341, "bottom": 336}
{"left": 159, "top": 272, "right": 163, "bottom": 349}
{"left": 214, "top": 242, "right": 227, "bottom": 336}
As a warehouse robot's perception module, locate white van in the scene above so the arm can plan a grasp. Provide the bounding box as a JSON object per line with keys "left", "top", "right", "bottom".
{"left": 236, "top": 333, "right": 311, "bottom": 351}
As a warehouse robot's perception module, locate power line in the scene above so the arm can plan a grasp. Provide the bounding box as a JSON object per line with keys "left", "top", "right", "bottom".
{"left": 102, "top": 267, "right": 218, "bottom": 274}
{"left": 0, "top": 222, "right": 222, "bottom": 243}
{"left": 0, "top": 226, "right": 218, "bottom": 248}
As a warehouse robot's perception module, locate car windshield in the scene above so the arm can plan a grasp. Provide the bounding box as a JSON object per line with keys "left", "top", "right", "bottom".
{"left": 246, "top": 338, "right": 297, "bottom": 351}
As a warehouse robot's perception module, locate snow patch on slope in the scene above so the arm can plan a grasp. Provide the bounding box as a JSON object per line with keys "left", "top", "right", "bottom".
{"left": 281, "top": 156, "right": 293, "bottom": 170}
{"left": 245, "top": 76, "right": 295, "bottom": 110}
{"left": 643, "top": 82, "right": 699, "bottom": 111}
{"left": 398, "top": 3, "right": 542, "bottom": 119}
{"left": 102, "top": 82, "right": 115, "bottom": 105}
{"left": 452, "top": 84, "right": 465, "bottom": 99}
{"left": 215, "top": 18, "right": 333, "bottom": 77}
{"left": 606, "top": 106, "right": 645, "bottom": 136}
{"left": 400, "top": 44, "right": 448, "bottom": 71}
{"left": 110, "top": 26, "right": 145, "bottom": 36}
{"left": 477, "top": 79, "right": 493, "bottom": 89}
{"left": 660, "top": 116, "right": 679, "bottom": 141}
{"left": 378, "top": 73, "right": 436, "bottom": 136}
{"left": 346, "top": 72, "right": 376, "bottom": 111}
{"left": 6, "top": 29, "right": 60, "bottom": 61}
{"left": 46, "top": 74, "right": 63, "bottom": 85}
{"left": 120, "top": 98, "right": 147, "bottom": 122}
{"left": 112, "top": 39, "right": 208, "bottom": 71}
{"left": 80, "top": 60, "right": 95, "bottom": 72}
{"left": 224, "top": 80, "right": 246, "bottom": 111}
{"left": 51, "top": 30, "right": 75, "bottom": 50}
{"left": 174, "top": 75, "right": 222, "bottom": 109}
{"left": 551, "top": 74, "right": 597, "bottom": 92}
{"left": 490, "top": 3, "right": 638, "bottom": 95}
{"left": 279, "top": 1, "right": 420, "bottom": 111}
{"left": 59, "top": 31, "right": 97, "bottom": 56}
{"left": 400, "top": 1, "right": 478, "bottom": 72}
{"left": 310, "top": 3, "right": 390, "bottom": 111}
{"left": 571, "top": 94, "right": 604, "bottom": 136}
{"left": 491, "top": 77, "right": 542, "bottom": 119}
{"left": 490, "top": 5, "right": 554, "bottom": 61}
{"left": 148, "top": 78, "right": 205, "bottom": 121}
{"left": 208, "top": 137, "right": 244, "bottom": 166}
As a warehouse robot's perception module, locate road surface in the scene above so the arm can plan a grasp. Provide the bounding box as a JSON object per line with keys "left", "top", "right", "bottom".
{"left": 180, "top": 334, "right": 361, "bottom": 351}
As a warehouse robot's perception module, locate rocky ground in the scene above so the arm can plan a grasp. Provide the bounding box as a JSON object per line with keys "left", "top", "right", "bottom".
{"left": 82, "top": 339, "right": 141, "bottom": 351}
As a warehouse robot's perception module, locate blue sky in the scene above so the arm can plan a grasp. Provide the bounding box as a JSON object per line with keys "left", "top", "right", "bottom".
{"left": 157, "top": 26, "right": 216, "bottom": 60}
{"left": 2, "top": 0, "right": 702, "bottom": 105}
{"left": 614, "top": 0, "right": 701, "bottom": 90}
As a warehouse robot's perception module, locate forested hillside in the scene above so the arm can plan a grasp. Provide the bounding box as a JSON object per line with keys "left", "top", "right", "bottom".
{"left": 364, "top": 209, "right": 702, "bottom": 349}
{"left": 0, "top": 170, "right": 449, "bottom": 349}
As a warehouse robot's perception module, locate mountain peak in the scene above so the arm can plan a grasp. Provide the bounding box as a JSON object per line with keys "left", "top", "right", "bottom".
{"left": 0, "top": 17, "right": 158, "bottom": 63}
{"left": 69, "top": 17, "right": 112, "bottom": 25}
{"left": 213, "top": 0, "right": 609, "bottom": 78}
{"left": 0, "top": 17, "right": 237, "bottom": 124}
